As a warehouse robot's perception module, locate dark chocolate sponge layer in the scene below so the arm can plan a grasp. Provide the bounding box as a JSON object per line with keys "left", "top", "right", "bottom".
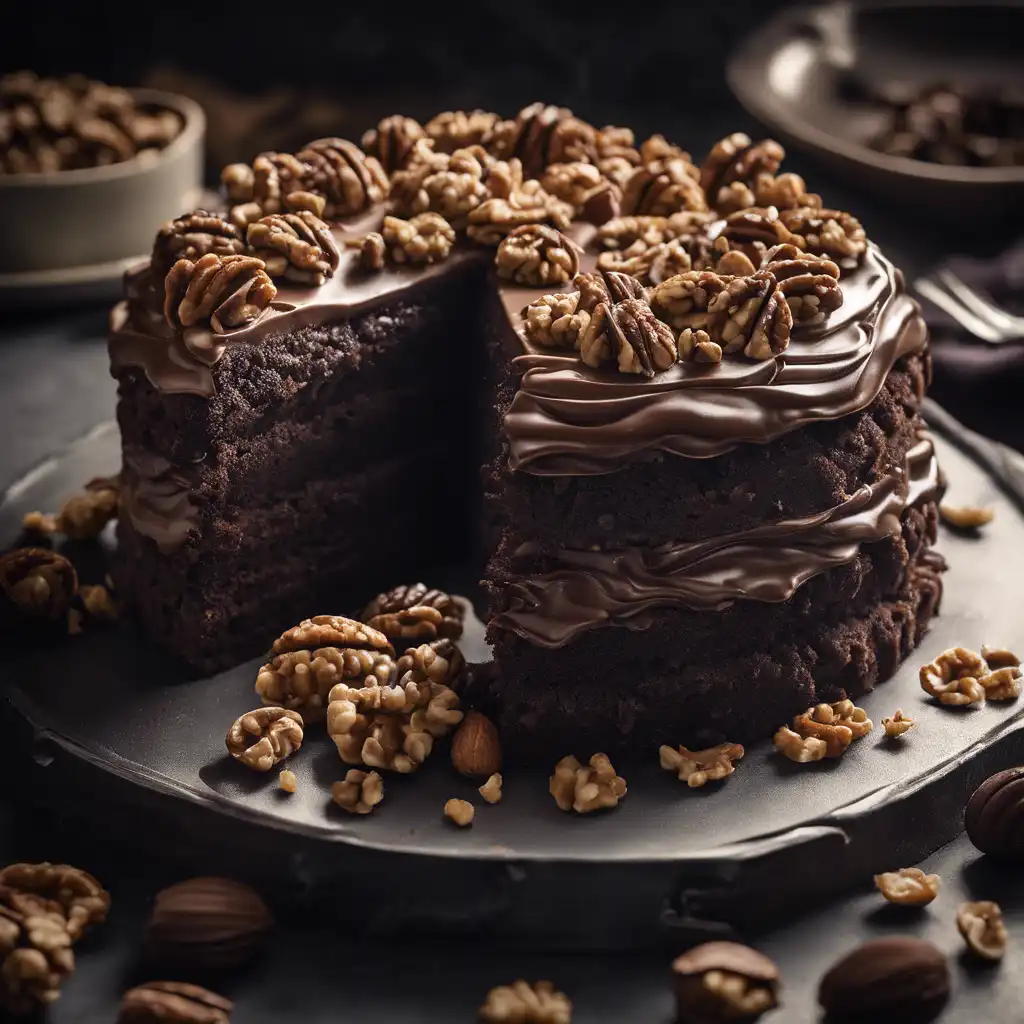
{"left": 483, "top": 500, "right": 941, "bottom": 761}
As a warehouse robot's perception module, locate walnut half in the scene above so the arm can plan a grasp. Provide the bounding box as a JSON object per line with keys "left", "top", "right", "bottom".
{"left": 225, "top": 707, "right": 304, "bottom": 772}
{"left": 874, "top": 867, "right": 941, "bottom": 906}
{"left": 957, "top": 900, "right": 1008, "bottom": 961}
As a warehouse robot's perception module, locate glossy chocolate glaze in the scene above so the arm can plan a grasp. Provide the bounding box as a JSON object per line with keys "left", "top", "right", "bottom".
{"left": 490, "top": 434, "right": 941, "bottom": 646}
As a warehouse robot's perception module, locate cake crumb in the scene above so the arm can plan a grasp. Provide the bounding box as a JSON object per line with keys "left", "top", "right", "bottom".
{"left": 444, "top": 798, "right": 475, "bottom": 826}
{"left": 279, "top": 769, "right": 297, "bottom": 793}
{"left": 479, "top": 773, "right": 503, "bottom": 804}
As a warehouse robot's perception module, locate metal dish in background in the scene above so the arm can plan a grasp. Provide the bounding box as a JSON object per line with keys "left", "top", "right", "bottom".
{"left": 727, "top": 1, "right": 1024, "bottom": 223}
{"left": 0, "top": 88, "right": 205, "bottom": 308}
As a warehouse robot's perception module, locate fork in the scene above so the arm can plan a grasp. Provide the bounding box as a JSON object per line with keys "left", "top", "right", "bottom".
{"left": 914, "top": 269, "right": 1024, "bottom": 344}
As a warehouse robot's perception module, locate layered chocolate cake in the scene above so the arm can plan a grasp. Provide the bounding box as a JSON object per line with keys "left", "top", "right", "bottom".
{"left": 108, "top": 106, "right": 942, "bottom": 758}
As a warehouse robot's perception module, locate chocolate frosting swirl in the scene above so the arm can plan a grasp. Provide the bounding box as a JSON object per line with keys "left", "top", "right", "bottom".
{"left": 503, "top": 246, "right": 928, "bottom": 474}
{"left": 490, "top": 434, "right": 940, "bottom": 647}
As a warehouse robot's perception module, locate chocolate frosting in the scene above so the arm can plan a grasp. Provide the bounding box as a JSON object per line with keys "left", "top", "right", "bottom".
{"left": 490, "top": 434, "right": 941, "bottom": 647}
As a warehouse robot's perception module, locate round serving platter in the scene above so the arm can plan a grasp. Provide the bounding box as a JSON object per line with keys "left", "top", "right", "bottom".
{"left": 3, "top": 402, "right": 1024, "bottom": 949}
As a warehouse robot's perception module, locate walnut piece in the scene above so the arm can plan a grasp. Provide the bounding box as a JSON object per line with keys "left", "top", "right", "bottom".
{"left": 597, "top": 211, "right": 711, "bottom": 252}
{"left": 496, "top": 224, "right": 580, "bottom": 287}
{"left": 359, "top": 232, "right": 386, "bottom": 270}
{"left": 295, "top": 137, "right": 389, "bottom": 219}
{"left": 479, "top": 773, "right": 503, "bottom": 804}
{"left": 479, "top": 980, "right": 572, "bottom": 1024}
{"left": 0, "top": 862, "right": 110, "bottom": 942}
{"left": 256, "top": 615, "right": 396, "bottom": 720}
{"left": 164, "top": 253, "right": 276, "bottom": 334}
{"left": 360, "top": 582, "right": 464, "bottom": 644}
{"left": 780, "top": 207, "right": 868, "bottom": 263}
{"left": 0, "top": 908, "right": 73, "bottom": 1015}
{"left": 621, "top": 158, "right": 707, "bottom": 217}
{"left": 577, "top": 270, "right": 677, "bottom": 376}
{"left": 326, "top": 639, "right": 464, "bottom": 773}
{"left": 444, "top": 798, "right": 475, "bottom": 827}
{"left": 79, "top": 584, "right": 118, "bottom": 623}
{"left": 246, "top": 211, "right": 339, "bottom": 285}
{"left": 361, "top": 114, "right": 426, "bottom": 173}
{"left": 487, "top": 103, "right": 596, "bottom": 177}
{"left": 659, "top": 742, "right": 745, "bottom": 788}
{"left": 713, "top": 207, "right": 795, "bottom": 263}
{"left": 331, "top": 769, "right": 384, "bottom": 815}
{"left": 278, "top": 769, "right": 297, "bottom": 794}
{"left": 118, "top": 981, "right": 233, "bottom": 1024}
{"left": 920, "top": 647, "right": 988, "bottom": 706}
{"left": 957, "top": 900, "right": 1008, "bottom": 961}
{"left": 152, "top": 210, "right": 244, "bottom": 278}
{"left": 53, "top": 475, "right": 120, "bottom": 539}
{"left": 596, "top": 238, "right": 693, "bottom": 286}
{"left": 248, "top": 151, "right": 309, "bottom": 216}
{"left": 390, "top": 146, "right": 488, "bottom": 226}
{"left": 425, "top": 109, "right": 499, "bottom": 153}
{"left": 874, "top": 867, "right": 941, "bottom": 906}
{"left": 466, "top": 178, "right": 573, "bottom": 246}
{"left": 882, "top": 709, "right": 915, "bottom": 737}
{"left": 549, "top": 753, "right": 627, "bottom": 814}
{"left": 382, "top": 212, "right": 456, "bottom": 264}
{"left": 700, "top": 133, "right": 785, "bottom": 204}
{"left": 0, "top": 548, "right": 77, "bottom": 622}
{"left": 939, "top": 504, "right": 994, "bottom": 530}
{"left": 773, "top": 725, "right": 827, "bottom": 763}
{"left": 707, "top": 270, "right": 793, "bottom": 360}
{"left": 761, "top": 242, "right": 843, "bottom": 321}
{"left": 754, "top": 171, "right": 821, "bottom": 211}
{"left": 540, "top": 161, "right": 618, "bottom": 222}
{"left": 790, "top": 699, "right": 873, "bottom": 758}
{"left": 226, "top": 707, "right": 303, "bottom": 772}
{"left": 221, "top": 162, "right": 254, "bottom": 202}
{"left": 523, "top": 292, "right": 591, "bottom": 349}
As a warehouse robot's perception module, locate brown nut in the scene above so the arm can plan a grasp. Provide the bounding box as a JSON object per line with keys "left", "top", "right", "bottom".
{"left": 873, "top": 867, "right": 941, "bottom": 906}
{"left": 939, "top": 504, "right": 994, "bottom": 530}
{"left": 451, "top": 711, "right": 502, "bottom": 777}
{"left": 144, "top": 877, "right": 273, "bottom": 971}
{"left": 444, "top": 798, "right": 475, "bottom": 827}
{"left": 672, "top": 941, "right": 780, "bottom": 1023}
{"left": 225, "top": 707, "right": 304, "bottom": 772}
{"left": 957, "top": 900, "right": 1008, "bottom": 961}
{"left": 965, "top": 766, "right": 1024, "bottom": 859}
{"left": 817, "top": 937, "right": 949, "bottom": 1023}
{"left": 479, "top": 979, "right": 572, "bottom": 1024}
{"left": 118, "top": 980, "right": 232, "bottom": 1023}
{"left": 0, "top": 547, "right": 78, "bottom": 623}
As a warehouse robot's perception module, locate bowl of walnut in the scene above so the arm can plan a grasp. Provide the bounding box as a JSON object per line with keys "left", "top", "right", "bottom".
{"left": 0, "top": 70, "right": 204, "bottom": 291}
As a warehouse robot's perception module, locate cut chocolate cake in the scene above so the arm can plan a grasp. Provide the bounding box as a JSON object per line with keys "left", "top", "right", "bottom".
{"left": 108, "top": 109, "right": 942, "bottom": 759}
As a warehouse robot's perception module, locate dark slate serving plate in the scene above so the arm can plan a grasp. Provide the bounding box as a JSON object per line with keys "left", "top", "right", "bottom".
{"left": 3, "top": 402, "right": 1024, "bottom": 949}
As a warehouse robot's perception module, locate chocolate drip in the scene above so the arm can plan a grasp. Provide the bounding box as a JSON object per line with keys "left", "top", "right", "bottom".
{"left": 119, "top": 446, "right": 200, "bottom": 554}
{"left": 490, "top": 435, "right": 941, "bottom": 647}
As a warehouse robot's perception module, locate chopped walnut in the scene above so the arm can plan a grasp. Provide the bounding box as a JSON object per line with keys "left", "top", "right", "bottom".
{"left": 247, "top": 211, "right": 340, "bottom": 285}
{"left": 225, "top": 707, "right": 304, "bottom": 772}
{"left": 360, "top": 583, "right": 464, "bottom": 645}
{"left": 360, "top": 232, "right": 386, "bottom": 270}
{"left": 425, "top": 109, "right": 499, "bottom": 153}
{"left": 382, "top": 212, "right": 456, "bottom": 264}
{"left": 444, "top": 798, "right": 475, "bottom": 827}
{"left": 296, "top": 137, "right": 389, "bottom": 219}
{"left": 0, "top": 548, "right": 77, "bottom": 622}
{"left": 331, "top": 769, "right": 384, "bottom": 815}
{"left": 390, "top": 146, "right": 488, "bottom": 226}
{"left": 278, "top": 769, "right": 297, "bottom": 794}
{"left": 780, "top": 207, "right": 868, "bottom": 263}
{"left": 754, "top": 171, "right": 821, "bottom": 211}
{"left": 761, "top": 243, "right": 843, "bottom": 321}
{"left": 713, "top": 207, "right": 795, "bottom": 263}
{"left": 487, "top": 103, "right": 596, "bottom": 177}
{"left": 0, "top": 863, "right": 109, "bottom": 943}
{"left": 256, "top": 615, "right": 396, "bottom": 720}
{"left": 874, "top": 867, "right": 941, "bottom": 906}
{"left": 621, "top": 158, "right": 707, "bottom": 217}
{"left": 920, "top": 647, "right": 988, "bottom": 706}
{"left": 596, "top": 238, "right": 693, "bottom": 286}
{"left": 151, "top": 210, "right": 245, "bottom": 278}
{"left": 479, "top": 773, "right": 503, "bottom": 804}
{"left": 700, "top": 133, "right": 785, "bottom": 204}
{"left": 791, "top": 699, "right": 873, "bottom": 758}
{"left": 52, "top": 475, "right": 119, "bottom": 539}
{"left": 361, "top": 114, "right": 426, "bottom": 173}
{"left": 119, "top": 982, "right": 233, "bottom": 1024}
{"left": 164, "top": 253, "right": 276, "bottom": 334}
{"left": 466, "top": 178, "right": 573, "bottom": 246}
{"left": 882, "top": 709, "right": 915, "bottom": 737}
{"left": 773, "top": 725, "right": 828, "bottom": 763}
{"left": 957, "top": 900, "right": 1008, "bottom": 961}
{"left": 523, "top": 292, "right": 591, "bottom": 349}
{"left": 326, "top": 639, "right": 464, "bottom": 773}
{"left": 496, "top": 224, "right": 580, "bottom": 287}
{"left": 479, "top": 980, "right": 572, "bottom": 1024}
{"left": 549, "top": 753, "right": 627, "bottom": 814}
{"left": 939, "top": 504, "right": 994, "bottom": 530}
{"left": 980, "top": 666, "right": 1022, "bottom": 701}
{"left": 659, "top": 742, "right": 745, "bottom": 788}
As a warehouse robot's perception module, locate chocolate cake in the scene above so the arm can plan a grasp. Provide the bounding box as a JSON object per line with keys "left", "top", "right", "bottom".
{"left": 108, "top": 108, "right": 943, "bottom": 759}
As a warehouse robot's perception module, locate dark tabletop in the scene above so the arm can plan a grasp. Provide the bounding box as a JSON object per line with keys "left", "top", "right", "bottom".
{"left": 3, "top": 85, "right": 1024, "bottom": 1024}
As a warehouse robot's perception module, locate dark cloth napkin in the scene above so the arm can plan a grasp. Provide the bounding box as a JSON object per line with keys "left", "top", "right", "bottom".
{"left": 923, "top": 239, "right": 1024, "bottom": 450}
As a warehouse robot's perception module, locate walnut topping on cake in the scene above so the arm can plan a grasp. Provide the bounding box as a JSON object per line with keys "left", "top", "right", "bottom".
{"left": 540, "top": 161, "right": 611, "bottom": 213}
{"left": 246, "top": 211, "right": 340, "bottom": 285}
{"left": 549, "top": 753, "right": 626, "bottom": 814}
{"left": 621, "top": 157, "right": 707, "bottom": 217}
{"left": 249, "top": 151, "right": 309, "bottom": 214}
{"left": 295, "top": 137, "right": 389, "bottom": 218}
{"left": 152, "top": 211, "right": 245, "bottom": 278}
{"left": 163, "top": 253, "right": 276, "bottom": 334}
{"left": 390, "top": 146, "right": 489, "bottom": 226}
{"left": 359, "top": 231, "right": 386, "bottom": 270}
{"left": 712, "top": 207, "right": 795, "bottom": 262}
{"left": 523, "top": 292, "right": 591, "bottom": 349}
{"left": 361, "top": 114, "right": 426, "bottom": 173}
{"left": 486, "top": 102, "right": 597, "bottom": 177}
{"left": 780, "top": 206, "right": 868, "bottom": 263}
{"left": 700, "top": 133, "right": 785, "bottom": 208}
{"left": 225, "top": 707, "right": 304, "bottom": 772}
{"left": 761, "top": 243, "right": 843, "bottom": 321}
{"left": 596, "top": 238, "right": 693, "bottom": 286}
{"left": 754, "top": 172, "right": 821, "bottom": 211}
{"left": 575, "top": 270, "right": 677, "bottom": 376}
{"left": 360, "top": 583, "right": 465, "bottom": 644}
{"left": 424, "top": 108, "right": 500, "bottom": 153}
{"left": 496, "top": 224, "right": 581, "bottom": 286}
{"left": 382, "top": 212, "right": 456, "bottom": 264}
